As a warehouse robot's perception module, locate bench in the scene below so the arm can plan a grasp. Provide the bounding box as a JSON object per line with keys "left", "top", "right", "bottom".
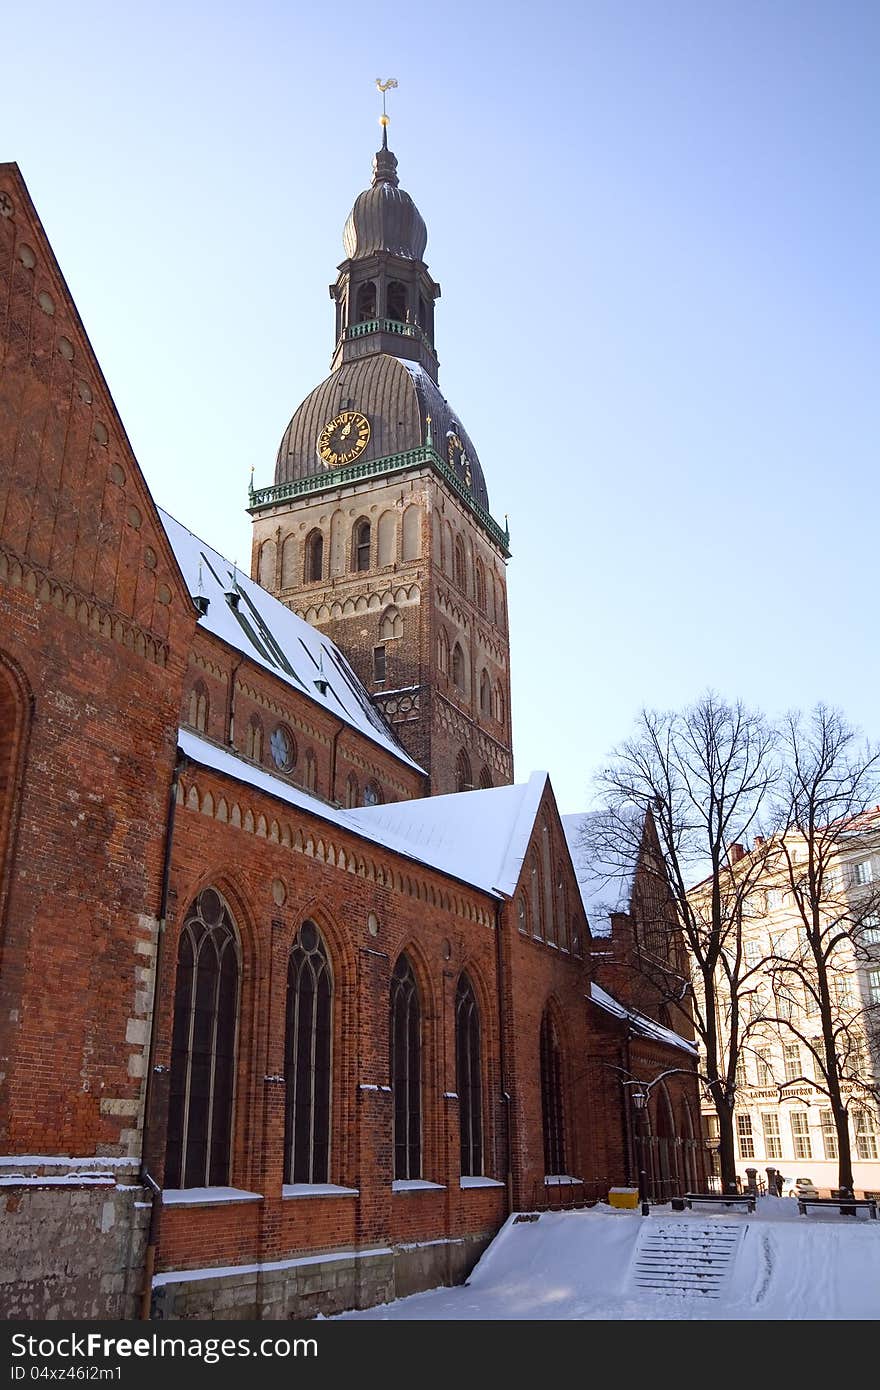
{"left": 797, "top": 1196, "right": 877, "bottom": 1218}
{"left": 685, "top": 1191, "right": 755, "bottom": 1213}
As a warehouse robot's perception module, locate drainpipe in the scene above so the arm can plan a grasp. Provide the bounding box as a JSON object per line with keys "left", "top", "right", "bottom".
{"left": 227, "top": 658, "right": 244, "bottom": 748}
{"left": 138, "top": 749, "right": 184, "bottom": 1319}
{"left": 622, "top": 1032, "right": 635, "bottom": 1187}
{"left": 493, "top": 898, "right": 513, "bottom": 1213}
{"left": 329, "top": 718, "right": 345, "bottom": 805}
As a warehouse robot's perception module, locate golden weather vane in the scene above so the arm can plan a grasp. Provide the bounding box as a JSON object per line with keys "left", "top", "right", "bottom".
{"left": 375, "top": 77, "right": 398, "bottom": 129}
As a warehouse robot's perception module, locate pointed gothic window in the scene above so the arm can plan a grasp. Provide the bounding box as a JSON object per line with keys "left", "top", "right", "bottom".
{"left": 246, "top": 714, "right": 263, "bottom": 762}
{"left": 540, "top": 1009, "right": 566, "bottom": 1176}
{"left": 303, "top": 748, "right": 317, "bottom": 793}
{"left": 438, "top": 628, "right": 449, "bottom": 675}
{"left": 475, "top": 559, "right": 487, "bottom": 613}
{"left": 345, "top": 773, "right": 359, "bottom": 808}
{"left": 479, "top": 670, "right": 490, "bottom": 718}
{"left": 188, "top": 681, "right": 209, "bottom": 734}
{"left": 454, "top": 535, "right": 466, "bottom": 592}
{"left": 456, "top": 975, "right": 483, "bottom": 1177}
{"left": 356, "top": 281, "right": 376, "bottom": 322}
{"left": 479, "top": 765, "right": 493, "bottom": 789}
{"left": 387, "top": 280, "right": 407, "bottom": 323}
{"left": 284, "top": 922, "right": 332, "bottom": 1184}
{"left": 452, "top": 642, "right": 465, "bottom": 692}
{"left": 166, "top": 888, "right": 239, "bottom": 1188}
{"left": 354, "top": 520, "right": 371, "bottom": 572}
{"left": 456, "top": 749, "right": 472, "bottom": 793}
{"left": 390, "top": 955, "right": 421, "bottom": 1180}
{"left": 305, "top": 531, "right": 323, "bottom": 583}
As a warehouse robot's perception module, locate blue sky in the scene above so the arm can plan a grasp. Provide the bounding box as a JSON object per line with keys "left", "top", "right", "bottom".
{"left": 5, "top": 1, "right": 878, "bottom": 812}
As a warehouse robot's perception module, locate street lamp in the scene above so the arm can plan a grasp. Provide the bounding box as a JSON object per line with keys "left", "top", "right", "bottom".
{"left": 631, "top": 1086, "right": 650, "bottom": 1216}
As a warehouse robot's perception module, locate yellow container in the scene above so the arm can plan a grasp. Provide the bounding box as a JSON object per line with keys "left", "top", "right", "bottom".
{"left": 608, "top": 1187, "right": 640, "bottom": 1209}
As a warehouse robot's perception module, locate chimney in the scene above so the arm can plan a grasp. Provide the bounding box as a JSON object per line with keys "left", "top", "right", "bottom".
{"left": 192, "top": 594, "right": 210, "bottom": 617}
{"left": 728, "top": 842, "right": 745, "bottom": 865}
{"left": 753, "top": 835, "right": 765, "bottom": 850}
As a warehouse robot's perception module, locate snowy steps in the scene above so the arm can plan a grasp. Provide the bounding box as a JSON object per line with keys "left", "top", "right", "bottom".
{"left": 629, "top": 1219, "right": 746, "bottom": 1298}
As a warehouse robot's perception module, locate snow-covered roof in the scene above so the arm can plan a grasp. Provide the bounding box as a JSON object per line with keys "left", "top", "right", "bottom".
{"left": 589, "top": 983, "right": 698, "bottom": 1056}
{"left": 160, "top": 509, "right": 422, "bottom": 776}
{"left": 178, "top": 730, "right": 548, "bottom": 900}
{"left": 561, "top": 811, "right": 642, "bottom": 937}
{"left": 345, "top": 772, "right": 549, "bottom": 897}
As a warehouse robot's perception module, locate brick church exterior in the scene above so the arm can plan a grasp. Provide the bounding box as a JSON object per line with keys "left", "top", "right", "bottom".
{"left": 0, "top": 137, "right": 704, "bottom": 1320}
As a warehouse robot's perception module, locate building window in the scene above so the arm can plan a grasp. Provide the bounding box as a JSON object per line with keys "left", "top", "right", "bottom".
{"left": 736, "top": 1113, "right": 755, "bottom": 1159}
{"left": 861, "top": 912, "right": 880, "bottom": 945}
{"left": 166, "top": 888, "right": 239, "bottom": 1189}
{"left": 762, "top": 1111, "right": 782, "bottom": 1159}
{"left": 353, "top": 520, "right": 371, "bottom": 572}
{"left": 854, "top": 1109, "right": 879, "bottom": 1161}
{"left": 541, "top": 824, "right": 555, "bottom": 947}
{"left": 437, "top": 627, "right": 449, "bottom": 675}
{"left": 456, "top": 975, "right": 482, "bottom": 1177}
{"left": 820, "top": 1110, "right": 838, "bottom": 1160}
{"left": 530, "top": 852, "right": 542, "bottom": 940}
{"left": 832, "top": 976, "right": 854, "bottom": 1010}
{"left": 756, "top": 1051, "right": 773, "bottom": 1086}
{"left": 345, "top": 774, "right": 359, "bottom": 809}
{"left": 270, "top": 724, "right": 296, "bottom": 772}
{"left": 455, "top": 748, "right": 472, "bottom": 793}
{"left": 373, "top": 645, "right": 386, "bottom": 683}
{"left": 736, "top": 1057, "right": 749, "bottom": 1090}
{"left": 492, "top": 683, "right": 505, "bottom": 725}
{"left": 390, "top": 955, "right": 421, "bottom": 1181}
{"left": 285, "top": 922, "right": 332, "bottom": 1184}
{"left": 188, "top": 681, "right": 208, "bottom": 734}
{"left": 783, "top": 1042, "right": 801, "bottom": 1082}
{"left": 362, "top": 781, "right": 381, "bottom": 806}
{"left": 556, "top": 877, "right": 569, "bottom": 951}
{"left": 451, "top": 642, "right": 465, "bottom": 692}
{"left": 246, "top": 715, "right": 264, "bottom": 762}
{"left": 868, "top": 969, "right": 880, "bottom": 1005}
{"left": 479, "top": 670, "right": 490, "bottom": 718}
{"left": 453, "top": 535, "right": 466, "bottom": 592}
{"left": 305, "top": 531, "right": 323, "bottom": 583}
{"left": 387, "top": 279, "right": 407, "bottom": 322}
{"left": 790, "top": 1110, "right": 812, "bottom": 1159}
{"left": 540, "top": 1010, "right": 566, "bottom": 1175}
{"left": 475, "top": 559, "right": 486, "bottom": 612}
{"left": 379, "top": 606, "right": 402, "bottom": 641}
{"left": 516, "top": 897, "right": 527, "bottom": 934}
{"left": 744, "top": 939, "right": 762, "bottom": 970}
{"left": 704, "top": 1113, "right": 720, "bottom": 1144}
{"left": 479, "top": 765, "right": 493, "bottom": 789}
{"left": 854, "top": 859, "right": 874, "bottom": 886}
{"left": 356, "top": 280, "right": 376, "bottom": 322}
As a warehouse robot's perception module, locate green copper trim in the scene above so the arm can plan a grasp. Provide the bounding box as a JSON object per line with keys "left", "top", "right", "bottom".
{"left": 344, "top": 317, "right": 429, "bottom": 344}
{"left": 248, "top": 447, "right": 511, "bottom": 556}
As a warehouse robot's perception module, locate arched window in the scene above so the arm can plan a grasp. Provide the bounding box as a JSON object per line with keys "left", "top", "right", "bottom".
{"left": 556, "top": 877, "right": 569, "bottom": 951}
{"left": 380, "top": 606, "right": 403, "bottom": 641}
{"left": 246, "top": 715, "right": 263, "bottom": 762}
{"left": 542, "top": 824, "right": 556, "bottom": 946}
{"left": 166, "top": 888, "right": 239, "bottom": 1188}
{"left": 475, "top": 559, "right": 487, "bottom": 613}
{"left": 479, "top": 670, "right": 490, "bottom": 718}
{"left": 258, "top": 538, "right": 276, "bottom": 589}
{"left": 303, "top": 748, "right": 317, "bottom": 793}
{"left": 570, "top": 915, "right": 582, "bottom": 957}
{"left": 378, "top": 510, "right": 396, "bottom": 567}
{"left": 356, "top": 281, "right": 376, "bottom": 322}
{"left": 353, "top": 519, "right": 371, "bottom": 572}
{"left": 0, "top": 655, "right": 31, "bottom": 935}
{"left": 387, "top": 280, "right": 407, "bottom": 323}
{"left": 451, "top": 642, "right": 465, "bottom": 692}
{"left": 454, "top": 535, "right": 466, "bottom": 591}
{"left": 281, "top": 534, "right": 297, "bottom": 588}
{"left": 479, "top": 765, "right": 493, "bottom": 789}
{"left": 456, "top": 975, "right": 482, "bottom": 1177}
{"left": 540, "top": 1009, "right": 566, "bottom": 1176}
{"left": 456, "top": 749, "right": 472, "bottom": 793}
{"left": 516, "top": 896, "right": 528, "bottom": 934}
{"left": 530, "top": 851, "right": 542, "bottom": 940}
{"left": 437, "top": 627, "right": 449, "bottom": 675}
{"left": 362, "top": 781, "right": 382, "bottom": 806}
{"left": 390, "top": 955, "right": 421, "bottom": 1180}
{"left": 305, "top": 531, "right": 323, "bottom": 583}
{"left": 493, "top": 683, "right": 505, "bottom": 725}
{"left": 402, "top": 504, "right": 421, "bottom": 560}
{"left": 345, "top": 773, "right": 359, "bottom": 808}
{"left": 285, "top": 922, "right": 332, "bottom": 1184}
{"left": 188, "top": 681, "right": 208, "bottom": 734}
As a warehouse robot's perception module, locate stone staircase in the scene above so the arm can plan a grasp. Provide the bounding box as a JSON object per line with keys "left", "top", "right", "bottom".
{"left": 628, "top": 1218, "right": 746, "bottom": 1298}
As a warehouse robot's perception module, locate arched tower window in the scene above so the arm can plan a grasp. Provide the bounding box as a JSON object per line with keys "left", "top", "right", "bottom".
{"left": 451, "top": 642, "right": 465, "bottom": 692}
{"left": 0, "top": 656, "right": 30, "bottom": 935}
{"left": 437, "top": 627, "right": 449, "bottom": 675}
{"left": 258, "top": 538, "right": 276, "bottom": 589}
{"left": 356, "top": 281, "right": 376, "bottom": 322}
{"left": 380, "top": 606, "right": 403, "bottom": 640}
{"left": 305, "top": 531, "right": 324, "bottom": 583}
{"left": 363, "top": 781, "right": 382, "bottom": 806}
{"left": 475, "top": 559, "right": 487, "bottom": 613}
{"left": 541, "top": 823, "right": 556, "bottom": 946}
{"left": 456, "top": 749, "right": 472, "bottom": 793}
{"left": 285, "top": 921, "right": 332, "bottom": 1184}
{"left": 454, "top": 535, "right": 466, "bottom": 591}
{"left": 353, "top": 519, "right": 371, "bottom": 572}
{"left": 516, "top": 896, "right": 528, "bottom": 934}
{"left": 387, "top": 280, "right": 407, "bottom": 323}
{"left": 493, "top": 683, "right": 505, "bottom": 726}
{"left": 281, "top": 534, "right": 297, "bottom": 588}
{"left": 556, "top": 876, "right": 569, "bottom": 951}
{"left": 166, "top": 888, "right": 239, "bottom": 1188}
{"left": 456, "top": 975, "right": 482, "bottom": 1177}
{"left": 188, "top": 681, "right": 208, "bottom": 734}
{"left": 479, "top": 670, "right": 490, "bottom": 718}
{"left": 530, "top": 851, "right": 542, "bottom": 940}
{"left": 390, "top": 955, "right": 421, "bottom": 1180}
{"left": 540, "top": 1009, "right": 566, "bottom": 1176}
{"left": 402, "top": 504, "right": 421, "bottom": 560}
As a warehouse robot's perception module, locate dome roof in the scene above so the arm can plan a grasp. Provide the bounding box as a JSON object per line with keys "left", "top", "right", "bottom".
{"left": 342, "top": 138, "right": 428, "bottom": 262}
{"left": 275, "top": 354, "right": 489, "bottom": 513}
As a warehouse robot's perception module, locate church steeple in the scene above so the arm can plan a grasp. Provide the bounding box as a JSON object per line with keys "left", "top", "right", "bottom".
{"left": 330, "top": 135, "right": 440, "bottom": 381}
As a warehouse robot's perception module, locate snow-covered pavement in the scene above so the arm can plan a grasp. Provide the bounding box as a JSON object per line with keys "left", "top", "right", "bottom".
{"left": 334, "top": 1197, "right": 880, "bottom": 1320}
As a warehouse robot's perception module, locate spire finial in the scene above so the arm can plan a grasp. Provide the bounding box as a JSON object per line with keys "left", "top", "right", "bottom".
{"left": 373, "top": 79, "right": 399, "bottom": 184}
{"left": 425, "top": 413, "right": 433, "bottom": 450}
{"left": 376, "top": 77, "right": 398, "bottom": 130}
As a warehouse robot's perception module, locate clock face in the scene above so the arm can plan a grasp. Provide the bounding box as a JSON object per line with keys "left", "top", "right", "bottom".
{"left": 447, "top": 431, "right": 472, "bottom": 489}
{"left": 317, "top": 410, "right": 371, "bottom": 468}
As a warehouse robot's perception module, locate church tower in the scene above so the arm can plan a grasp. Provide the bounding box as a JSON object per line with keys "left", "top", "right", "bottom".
{"left": 249, "top": 124, "right": 512, "bottom": 797}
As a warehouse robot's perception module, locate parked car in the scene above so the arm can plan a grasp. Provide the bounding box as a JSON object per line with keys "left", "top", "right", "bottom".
{"left": 783, "top": 1176, "right": 818, "bottom": 1198}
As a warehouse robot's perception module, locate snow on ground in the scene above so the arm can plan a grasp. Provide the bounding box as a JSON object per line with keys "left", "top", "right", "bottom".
{"left": 334, "top": 1198, "right": 880, "bottom": 1320}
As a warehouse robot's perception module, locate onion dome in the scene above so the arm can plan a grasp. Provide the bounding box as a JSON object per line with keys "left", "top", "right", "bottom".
{"left": 342, "top": 130, "right": 428, "bottom": 262}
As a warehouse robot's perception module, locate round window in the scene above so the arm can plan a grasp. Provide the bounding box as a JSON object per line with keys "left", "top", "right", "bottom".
{"left": 270, "top": 725, "right": 295, "bottom": 771}
{"left": 362, "top": 783, "right": 380, "bottom": 806}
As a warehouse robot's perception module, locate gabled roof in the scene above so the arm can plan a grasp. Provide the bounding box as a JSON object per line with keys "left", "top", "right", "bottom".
{"left": 345, "top": 772, "right": 550, "bottom": 897}
{"left": 561, "top": 810, "right": 643, "bottom": 937}
{"left": 160, "top": 510, "right": 422, "bottom": 776}
{"left": 589, "top": 983, "right": 698, "bottom": 1057}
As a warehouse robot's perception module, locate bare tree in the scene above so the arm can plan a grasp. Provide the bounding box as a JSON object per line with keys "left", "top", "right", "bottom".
{"left": 586, "top": 693, "right": 778, "bottom": 1193}
{"left": 763, "top": 705, "right": 880, "bottom": 1195}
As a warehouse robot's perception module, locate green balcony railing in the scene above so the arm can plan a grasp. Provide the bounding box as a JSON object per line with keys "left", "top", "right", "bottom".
{"left": 248, "top": 446, "right": 511, "bottom": 556}
{"left": 345, "top": 317, "right": 427, "bottom": 342}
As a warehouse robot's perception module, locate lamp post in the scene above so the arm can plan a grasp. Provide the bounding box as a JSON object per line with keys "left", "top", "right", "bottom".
{"left": 631, "top": 1086, "right": 650, "bottom": 1216}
